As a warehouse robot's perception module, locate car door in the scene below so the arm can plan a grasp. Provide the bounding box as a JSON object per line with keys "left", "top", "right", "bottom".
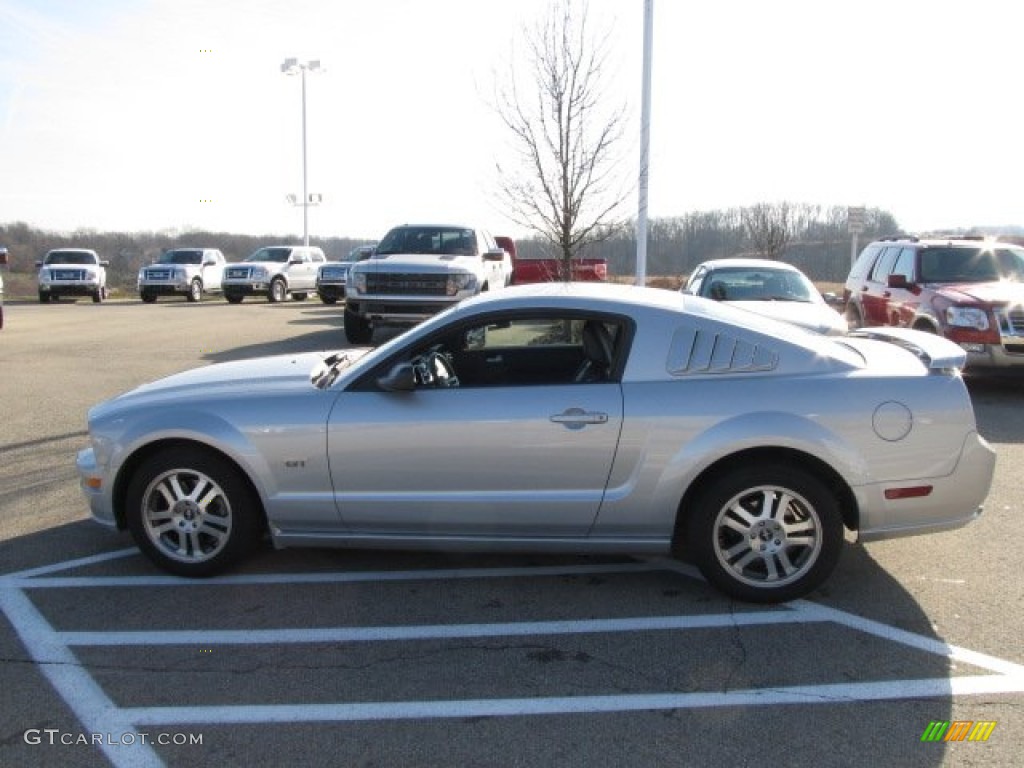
{"left": 202, "top": 250, "right": 224, "bottom": 291}
{"left": 861, "top": 246, "right": 900, "bottom": 325}
{"left": 327, "top": 314, "right": 625, "bottom": 537}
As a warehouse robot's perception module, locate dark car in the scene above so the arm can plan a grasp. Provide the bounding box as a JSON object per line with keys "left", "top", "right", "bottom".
{"left": 843, "top": 237, "right": 1024, "bottom": 370}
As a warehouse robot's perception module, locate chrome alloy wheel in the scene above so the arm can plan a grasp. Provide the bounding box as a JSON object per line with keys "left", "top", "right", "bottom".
{"left": 140, "top": 467, "right": 233, "bottom": 564}
{"left": 712, "top": 485, "right": 823, "bottom": 588}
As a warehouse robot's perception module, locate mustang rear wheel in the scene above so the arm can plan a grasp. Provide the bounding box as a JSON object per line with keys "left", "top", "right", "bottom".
{"left": 125, "top": 447, "right": 262, "bottom": 577}
{"left": 686, "top": 464, "right": 843, "bottom": 603}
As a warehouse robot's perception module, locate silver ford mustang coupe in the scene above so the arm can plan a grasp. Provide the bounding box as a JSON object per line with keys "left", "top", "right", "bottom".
{"left": 77, "top": 283, "right": 996, "bottom": 602}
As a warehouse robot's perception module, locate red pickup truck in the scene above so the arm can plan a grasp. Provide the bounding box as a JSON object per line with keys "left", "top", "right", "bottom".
{"left": 496, "top": 236, "right": 608, "bottom": 284}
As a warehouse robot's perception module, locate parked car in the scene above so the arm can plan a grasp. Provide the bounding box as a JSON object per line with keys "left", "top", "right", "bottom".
{"left": 843, "top": 237, "right": 1024, "bottom": 370}
{"left": 77, "top": 283, "right": 994, "bottom": 603}
{"left": 344, "top": 224, "right": 511, "bottom": 343}
{"left": 316, "top": 244, "right": 376, "bottom": 304}
{"left": 36, "top": 248, "right": 108, "bottom": 303}
{"left": 138, "top": 247, "right": 227, "bottom": 303}
{"left": 683, "top": 258, "right": 848, "bottom": 335}
{"left": 221, "top": 245, "right": 326, "bottom": 303}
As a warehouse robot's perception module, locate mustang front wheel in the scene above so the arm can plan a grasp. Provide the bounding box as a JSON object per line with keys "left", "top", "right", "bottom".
{"left": 687, "top": 464, "right": 843, "bottom": 603}
{"left": 125, "top": 447, "right": 262, "bottom": 577}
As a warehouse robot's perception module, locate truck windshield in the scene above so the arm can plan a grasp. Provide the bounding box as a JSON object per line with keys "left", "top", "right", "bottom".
{"left": 45, "top": 251, "right": 96, "bottom": 265}
{"left": 920, "top": 247, "right": 1024, "bottom": 283}
{"left": 246, "top": 247, "right": 291, "bottom": 263}
{"left": 376, "top": 227, "right": 476, "bottom": 256}
{"left": 159, "top": 250, "right": 203, "bottom": 265}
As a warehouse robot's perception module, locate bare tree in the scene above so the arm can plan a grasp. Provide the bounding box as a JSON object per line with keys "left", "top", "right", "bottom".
{"left": 493, "top": 1, "right": 630, "bottom": 277}
{"left": 741, "top": 202, "right": 793, "bottom": 260}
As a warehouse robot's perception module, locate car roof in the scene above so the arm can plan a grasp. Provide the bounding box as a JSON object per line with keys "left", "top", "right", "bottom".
{"left": 696, "top": 258, "right": 803, "bottom": 272}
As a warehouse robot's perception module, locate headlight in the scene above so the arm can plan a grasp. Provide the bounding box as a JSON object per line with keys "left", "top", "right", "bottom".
{"left": 352, "top": 272, "right": 366, "bottom": 293}
{"left": 945, "top": 306, "right": 989, "bottom": 331}
{"left": 446, "top": 272, "right": 477, "bottom": 296}
{"left": 39, "top": 270, "right": 52, "bottom": 282}
{"left": 251, "top": 266, "right": 268, "bottom": 279}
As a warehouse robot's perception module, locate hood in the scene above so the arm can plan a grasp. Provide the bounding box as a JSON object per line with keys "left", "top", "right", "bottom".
{"left": 356, "top": 253, "right": 480, "bottom": 274}
{"left": 725, "top": 300, "right": 848, "bottom": 335}
{"left": 92, "top": 350, "right": 370, "bottom": 415}
{"left": 929, "top": 280, "right": 1024, "bottom": 304}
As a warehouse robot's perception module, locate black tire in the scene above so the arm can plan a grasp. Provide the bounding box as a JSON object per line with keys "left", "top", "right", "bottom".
{"left": 187, "top": 279, "right": 203, "bottom": 303}
{"left": 319, "top": 295, "right": 338, "bottom": 305}
{"left": 268, "top": 279, "right": 287, "bottom": 303}
{"left": 141, "top": 292, "right": 157, "bottom": 304}
{"left": 344, "top": 307, "right": 373, "bottom": 344}
{"left": 39, "top": 292, "right": 50, "bottom": 304}
{"left": 292, "top": 292, "right": 308, "bottom": 301}
{"left": 225, "top": 294, "right": 244, "bottom": 304}
{"left": 92, "top": 287, "right": 104, "bottom": 304}
{"left": 125, "top": 446, "right": 263, "bottom": 577}
{"left": 684, "top": 463, "right": 843, "bottom": 603}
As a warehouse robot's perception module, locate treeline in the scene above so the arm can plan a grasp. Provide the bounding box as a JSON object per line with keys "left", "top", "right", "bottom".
{"left": 0, "top": 222, "right": 374, "bottom": 291}
{"left": 1, "top": 202, "right": 946, "bottom": 290}
{"left": 517, "top": 204, "right": 903, "bottom": 283}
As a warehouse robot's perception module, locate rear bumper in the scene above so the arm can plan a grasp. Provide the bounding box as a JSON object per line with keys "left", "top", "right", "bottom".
{"left": 856, "top": 431, "right": 997, "bottom": 542}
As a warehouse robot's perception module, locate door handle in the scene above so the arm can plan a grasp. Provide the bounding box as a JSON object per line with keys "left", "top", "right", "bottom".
{"left": 550, "top": 407, "right": 609, "bottom": 429}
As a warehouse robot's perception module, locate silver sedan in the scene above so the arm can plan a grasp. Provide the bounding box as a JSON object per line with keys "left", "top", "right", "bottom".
{"left": 77, "top": 283, "right": 995, "bottom": 602}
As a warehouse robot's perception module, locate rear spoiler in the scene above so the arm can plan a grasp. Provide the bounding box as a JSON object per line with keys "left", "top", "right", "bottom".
{"left": 847, "top": 327, "right": 966, "bottom": 371}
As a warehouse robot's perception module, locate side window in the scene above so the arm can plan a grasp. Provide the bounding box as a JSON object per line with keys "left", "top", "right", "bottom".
{"left": 869, "top": 247, "right": 900, "bottom": 282}
{"left": 385, "top": 314, "right": 626, "bottom": 391}
{"left": 850, "top": 245, "right": 881, "bottom": 280}
{"left": 686, "top": 267, "right": 706, "bottom": 295}
{"left": 891, "top": 248, "right": 916, "bottom": 281}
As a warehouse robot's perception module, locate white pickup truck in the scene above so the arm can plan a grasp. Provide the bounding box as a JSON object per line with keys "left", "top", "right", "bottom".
{"left": 344, "top": 224, "right": 511, "bottom": 343}
{"left": 36, "top": 248, "right": 109, "bottom": 304}
{"left": 138, "top": 248, "right": 227, "bottom": 303}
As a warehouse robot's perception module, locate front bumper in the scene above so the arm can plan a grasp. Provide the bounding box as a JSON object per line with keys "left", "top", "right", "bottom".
{"left": 77, "top": 446, "right": 118, "bottom": 528}
{"left": 345, "top": 298, "right": 458, "bottom": 324}
{"left": 39, "top": 282, "right": 100, "bottom": 296}
{"left": 223, "top": 282, "right": 269, "bottom": 296}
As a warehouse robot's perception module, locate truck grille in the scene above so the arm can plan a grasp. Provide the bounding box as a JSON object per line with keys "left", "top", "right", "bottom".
{"left": 365, "top": 273, "right": 447, "bottom": 296}
{"left": 54, "top": 269, "right": 86, "bottom": 281}
{"left": 143, "top": 268, "right": 173, "bottom": 281}
{"left": 1006, "top": 308, "right": 1024, "bottom": 335}
{"left": 225, "top": 266, "right": 251, "bottom": 280}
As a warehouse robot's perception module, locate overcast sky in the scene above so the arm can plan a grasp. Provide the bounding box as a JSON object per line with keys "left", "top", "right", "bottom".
{"left": 1, "top": 0, "right": 1021, "bottom": 241}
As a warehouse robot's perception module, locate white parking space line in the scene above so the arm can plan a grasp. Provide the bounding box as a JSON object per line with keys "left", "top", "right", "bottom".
{"left": 57, "top": 610, "right": 816, "bottom": 647}
{"left": 3, "top": 551, "right": 1024, "bottom": 768}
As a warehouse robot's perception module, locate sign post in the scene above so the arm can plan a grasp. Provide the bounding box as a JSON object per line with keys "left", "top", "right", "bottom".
{"left": 847, "top": 206, "right": 866, "bottom": 266}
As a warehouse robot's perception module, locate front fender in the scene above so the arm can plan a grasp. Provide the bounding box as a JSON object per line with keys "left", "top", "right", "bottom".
{"left": 108, "top": 410, "right": 275, "bottom": 522}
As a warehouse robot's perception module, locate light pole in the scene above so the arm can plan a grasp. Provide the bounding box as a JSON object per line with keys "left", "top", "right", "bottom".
{"left": 281, "top": 58, "right": 322, "bottom": 246}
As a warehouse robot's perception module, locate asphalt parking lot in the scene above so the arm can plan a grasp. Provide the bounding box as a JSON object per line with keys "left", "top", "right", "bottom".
{"left": 1, "top": 298, "right": 1022, "bottom": 767}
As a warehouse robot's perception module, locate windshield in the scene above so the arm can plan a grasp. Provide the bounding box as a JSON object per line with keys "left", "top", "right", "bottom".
{"left": 919, "top": 247, "right": 1024, "bottom": 283}
{"left": 376, "top": 226, "right": 477, "bottom": 256}
{"left": 703, "top": 267, "right": 816, "bottom": 302}
{"left": 159, "top": 249, "right": 203, "bottom": 265}
{"left": 44, "top": 250, "right": 96, "bottom": 265}
{"left": 246, "top": 247, "right": 291, "bottom": 263}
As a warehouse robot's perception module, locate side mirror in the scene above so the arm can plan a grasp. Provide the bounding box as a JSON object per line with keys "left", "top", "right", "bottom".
{"left": 483, "top": 248, "right": 506, "bottom": 262}
{"left": 377, "top": 362, "right": 416, "bottom": 392}
{"left": 100, "top": 260, "right": 111, "bottom": 267}
{"left": 887, "top": 274, "right": 910, "bottom": 289}
{"left": 35, "top": 261, "right": 43, "bottom": 268}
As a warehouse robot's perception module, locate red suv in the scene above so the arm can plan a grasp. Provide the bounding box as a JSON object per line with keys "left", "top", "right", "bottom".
{"left": 843, "top": 237, "right": 1024, "bottom": 370}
